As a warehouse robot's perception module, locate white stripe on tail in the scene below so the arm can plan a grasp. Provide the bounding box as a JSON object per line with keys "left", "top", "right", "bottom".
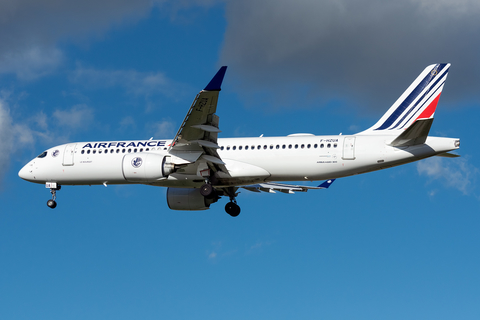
{"left": 358, "top": 63, "right": 450, "bottom": 135}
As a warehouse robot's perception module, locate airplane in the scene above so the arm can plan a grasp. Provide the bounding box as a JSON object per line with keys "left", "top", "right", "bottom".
{"left": 18, "top": 63, "right": 460, "bottom": 217}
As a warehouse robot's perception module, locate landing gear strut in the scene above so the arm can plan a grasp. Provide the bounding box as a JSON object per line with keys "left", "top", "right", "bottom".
{"left": 46, "top": 183, "right": 61, "bottom": 209}
{"left": 224, "top": 187, "right": 241, "bottom": 217}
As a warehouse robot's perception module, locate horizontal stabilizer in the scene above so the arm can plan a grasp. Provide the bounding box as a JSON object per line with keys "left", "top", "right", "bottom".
{"left": 318, "top": 179, "right": 335, "bottom": 188}
{"left": 435, "top": 152, "right": 460, "bottom": 158}
{"left": 242, "top": 179, "right": 335, "bottom": 194}
{"left": 390, "top": 118, "right": 433, "bottom": 147}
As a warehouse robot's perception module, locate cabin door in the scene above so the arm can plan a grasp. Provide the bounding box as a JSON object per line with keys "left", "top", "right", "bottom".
{"left": 342, "top": 137, "right": 356, "bottom": 160}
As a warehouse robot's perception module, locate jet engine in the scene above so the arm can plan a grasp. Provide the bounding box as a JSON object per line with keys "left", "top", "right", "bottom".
{"left": 122, "top": 153, "right": 175, "bottom": 182}
{"left": 167, "top": 188, "right": 218, "bottom": 211}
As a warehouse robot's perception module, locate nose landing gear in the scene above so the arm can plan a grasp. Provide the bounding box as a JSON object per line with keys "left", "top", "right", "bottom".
{"left": 47, "top": 198, "right": 57, "bottom": 209}
{"left": 46, "top": 182, "right": 61, "bottom": 209}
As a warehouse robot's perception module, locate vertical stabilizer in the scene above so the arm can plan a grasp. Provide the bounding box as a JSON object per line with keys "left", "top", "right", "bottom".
{"left": 358, "top": 63, "right": 450, "bottom": 135}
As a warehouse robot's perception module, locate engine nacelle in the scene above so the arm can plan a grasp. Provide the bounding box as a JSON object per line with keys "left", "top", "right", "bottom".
{"left": 167, "top": 188, "right": 213, "bottom": 211}
{"left": 122, "top": 153, "right": 174, "bottom": 182}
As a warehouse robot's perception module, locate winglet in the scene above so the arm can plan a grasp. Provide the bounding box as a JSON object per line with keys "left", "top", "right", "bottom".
{"left": 318, "top": 179, "right": 335, "bottom": 189}
{"left": 204, "top": 66, "right": 227, "bottom": 91}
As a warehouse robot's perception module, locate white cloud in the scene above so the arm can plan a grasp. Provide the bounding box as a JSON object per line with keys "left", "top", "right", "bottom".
{"left": 0, "top": 0, "right": 222, "bottom": 80}
{"left": 0, "top": 93, "right": 98, "bottom": 184}
{"left": 0, "top": 98, "right": 39, "bottom": 182}
{"left": 0, "top": 100, "right": 16, "bottom": 179}
{"left": 119, "top": 116, "right": 137, "bottom": 131}
{"left": 69, "top": 65, "right": 186, "bottom": 103}
{"left": 53, "top": 104, "right": 94, "bottom": 129}
{"left": 0, "top": 46, "right": 64, "bottom": 80}
{"left": 417, "top": 156, "right": 479, "bottom": 196}
{"left": 148, "top": 119, "right": 176, "bottom": 138}
{"left": 0, "top": 0, "right": 152, "bottom": 79}
{"left": 245, "top": 240, "right": 274, "bottom": 255}
{"left": 220, "top": 0, "right": 480, "bottom": 110}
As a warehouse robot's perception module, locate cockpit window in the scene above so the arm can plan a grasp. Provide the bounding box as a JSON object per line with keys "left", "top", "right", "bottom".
{"left": 37, "top": 151, "right": 48, "bottom": 158}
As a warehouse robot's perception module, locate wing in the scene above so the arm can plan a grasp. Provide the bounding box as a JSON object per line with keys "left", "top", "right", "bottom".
{"left": 168, "top": 66, "right": 228, "bottom": 171}
{"left": 242, "top": 179, "right": 335, "bottom": 194}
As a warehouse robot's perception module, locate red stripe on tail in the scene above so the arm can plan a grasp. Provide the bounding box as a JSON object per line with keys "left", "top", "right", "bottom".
{"left": 416, "top": 93, "right": 441, "bottom": 120}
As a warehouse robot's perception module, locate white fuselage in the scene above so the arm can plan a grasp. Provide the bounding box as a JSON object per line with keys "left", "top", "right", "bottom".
{"left": 18, "top": 134, "right": 460, "bottom": 188}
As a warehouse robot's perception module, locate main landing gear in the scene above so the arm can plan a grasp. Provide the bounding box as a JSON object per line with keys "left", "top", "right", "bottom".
{"left": 200, "top": 183, "right": 214, "bottom": 197}
{"left": 224, "top": 186, "right": 241, "bottom": 217}
{"left": 225, "top": 201, "right": 240, "bottom": 217}
{"left": 201, "top": 183, "right": 241, "bottom": 217}
{"left": 46, "top": 183, "right": 61, "bottom": 209}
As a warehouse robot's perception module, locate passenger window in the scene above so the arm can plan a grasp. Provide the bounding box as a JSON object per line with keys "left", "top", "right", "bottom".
{"left": 301, "top": 144, "right": 305, "bottom": 149}
{"left": 134, "top": 148, "right": 138, "bottom": 153}
{"left": 227, "top": 146, "right": 230, "bottom": 150}
{"left": 270, "top": 145, "right": 274, "bottom": 149}
{"left": 220, "top": 146, "right": 224, "bottom": 150}
{"left": 295, "top": 144, "right": 298, "bottom": 149}
{"left": 233, "top": 146, "right": 236, "bottom": 150}
{"left": 288, "top": 144, "right": 292, "bottom": 149}
{"left": 314, "top": 144, "right": 318, "bottom": 148}
{"left": 276, "top": 145, "right": 279, "bottom": 149}
{"left": 122, "top": 149, "right": 126, "bottom": 153}
{"left": 81, "top": 150, "right": 85, "bottom": 154}
{"left": 239, "top": 146, "right": 243, "bottom": 150}
{"left": 245, "top": 146, "right": 249, "bottom": 150}
{"left": 307, "top": 144, "right": 311, "bottom": 148}
{"left": 257, "top": 145, "right": 261, "bottom": 150}
{"left": 87, "top": 150, "right": 91, "bottom": 154}
{"left": 327, "top": 143, "right": 331, "bottom": 148}
{"left": 146, "top": 148, "right": 150, "bottom": 151}
{"left": 128, "top": 149, "right": 131, "bottom": 153}
{"left": 282, "top": 145, "right": 286, "bottom": 149}
{"left": 320, "top": 144, "right": 324, "bottom": 148}
{"left": 334, "top": 143, "right": 337, "bottom": 148}
{"left": 263, "top": 145, "right": 267, "bottom": 150}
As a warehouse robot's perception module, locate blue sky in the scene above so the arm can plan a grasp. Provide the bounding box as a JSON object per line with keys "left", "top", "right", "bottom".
{"left": 1, "top": 1, "right": 480, "bottom": 319}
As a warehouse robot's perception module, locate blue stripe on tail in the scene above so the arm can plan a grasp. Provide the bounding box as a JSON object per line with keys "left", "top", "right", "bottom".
{"left": 374, "top": 64, "right": 447, "bottom": 131}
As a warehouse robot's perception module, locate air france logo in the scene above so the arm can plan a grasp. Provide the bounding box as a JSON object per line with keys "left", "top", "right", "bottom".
{"left": 52, "top": 150, "right": 60, "bottom": 157}
{"left": 131, "top": 157, "right": 143, "bottom": 168}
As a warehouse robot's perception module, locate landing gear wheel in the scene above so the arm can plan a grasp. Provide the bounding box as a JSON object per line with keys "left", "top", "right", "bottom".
{"left": 225, "top": 202, "right": 241, "bottom": 217}
{"left": 200, "top": 183, "right": 214, "bottom": 197}
{"left": 47, "top": 199, "right": 57, "bottom": 209}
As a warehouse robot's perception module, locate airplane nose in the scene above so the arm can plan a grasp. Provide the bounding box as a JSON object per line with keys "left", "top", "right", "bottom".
{"left": 18, "top": 162, "right": 34, "bottom": 181}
